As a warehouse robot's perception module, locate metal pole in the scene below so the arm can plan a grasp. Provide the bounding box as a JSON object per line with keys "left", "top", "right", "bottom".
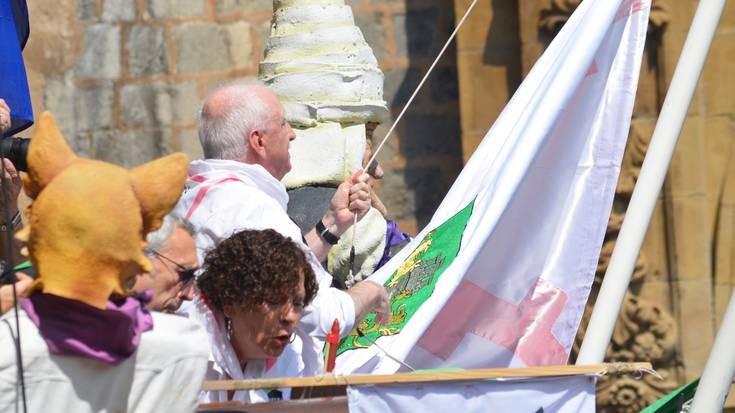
{"left": 576, "top": 0, "right": 727, "bottom": 364}
{"left": 690, "top": 290, "right": 735, "bottom": 412}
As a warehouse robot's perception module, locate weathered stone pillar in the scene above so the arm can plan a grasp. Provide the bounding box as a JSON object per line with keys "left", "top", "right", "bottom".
{"left": 259, "top": 0, "right": 394, "bottom": 284}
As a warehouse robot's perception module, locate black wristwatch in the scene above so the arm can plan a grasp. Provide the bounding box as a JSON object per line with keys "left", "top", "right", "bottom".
{"left": 315, "top": 220, "right": 340, "bottom": 245}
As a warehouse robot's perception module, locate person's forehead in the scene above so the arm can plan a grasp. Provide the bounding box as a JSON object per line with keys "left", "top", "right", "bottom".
{"left": 257, "top": 88, "right": 285, "bottom": 117}
{"left": 161, "top": 226, "right": 198, "bottom": 264}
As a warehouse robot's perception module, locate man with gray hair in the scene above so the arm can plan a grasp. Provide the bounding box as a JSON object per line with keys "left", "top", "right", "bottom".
{"left": 174, "top": 82, "right": 390, "bottom": 376}
{"left": 132, "top": 214, "right": 198, "bottom": 314}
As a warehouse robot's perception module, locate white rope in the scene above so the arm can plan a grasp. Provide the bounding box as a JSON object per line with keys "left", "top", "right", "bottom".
{"left": 364, "top": 0, "right": 479, "bottom": 170}
{"left": 634, "top": 366, "right": 663, "bottom": 381}
{"left": 601, "top": 362, "right": 663, "bottom": 380}
{"left": 357, "top": 328, "right": 417, "bottom": 372}
{"left": 348, "top": 0, "right": 479, "bottom": 284}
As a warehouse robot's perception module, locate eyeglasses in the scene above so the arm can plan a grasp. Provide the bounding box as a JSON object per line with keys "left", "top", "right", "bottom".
{"left": 145, "top": 249, "right": 197, "bottom": 286}
{"left": 264, "top": 297, "right": 306, "bottom": 313}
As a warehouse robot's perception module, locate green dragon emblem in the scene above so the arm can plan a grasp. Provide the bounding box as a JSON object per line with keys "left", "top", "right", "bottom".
{"left": 336, "top": 199, "right": 475, "bottom": 356}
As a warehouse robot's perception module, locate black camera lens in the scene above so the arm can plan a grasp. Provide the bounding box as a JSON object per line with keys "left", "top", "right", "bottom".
{"left": 0, "top": 137, "right": 29, "bottom": 172}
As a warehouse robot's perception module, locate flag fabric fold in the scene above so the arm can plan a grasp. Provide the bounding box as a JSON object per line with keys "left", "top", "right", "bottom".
{"left": 335, "top": 0, "right": 650, "bottom": 374}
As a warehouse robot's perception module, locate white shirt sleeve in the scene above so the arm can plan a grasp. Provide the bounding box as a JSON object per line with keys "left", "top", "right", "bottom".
{"left": 296, "top": 247, "right": 356, "bottom": 338}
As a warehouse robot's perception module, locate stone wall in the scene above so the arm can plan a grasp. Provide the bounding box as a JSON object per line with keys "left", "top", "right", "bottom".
{"left": 20, "top": 0, "right": 463, "bottom": 235}
{"left": 24, "top": 0, "right": 266, "bottom": 165}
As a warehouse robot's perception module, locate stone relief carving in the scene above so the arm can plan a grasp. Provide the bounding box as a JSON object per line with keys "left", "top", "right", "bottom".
{"left": 648, "top": 1, "right": 671, "bottom": 33}
{"left": 597, "top": 371, "right": 678, "bottom": 413}
{"left": 596, "top": 295, "right": 680, "bottom": 412}
{"left": 539, "top": 0, "right": 670, "bottom": 36}
{"left": 538, "top": 0, "right": 582, "bottom": 34}
{"left": 574, "top": 293, "right": 680, "bottom": 411}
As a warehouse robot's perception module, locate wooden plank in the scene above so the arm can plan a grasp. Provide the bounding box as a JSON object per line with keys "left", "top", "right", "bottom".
{"left": 199, "top": 397, "right": 348, "bottom": 413}
{"left": 203, "top": 362, "right": 653, "bottom": 391}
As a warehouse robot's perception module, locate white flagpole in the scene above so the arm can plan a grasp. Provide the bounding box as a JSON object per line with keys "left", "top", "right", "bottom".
{"left": 576, "top": 0, "right": 727, "bottom": 365}
{"left": 690, "top": 290, "right": 735, "bottom": 412}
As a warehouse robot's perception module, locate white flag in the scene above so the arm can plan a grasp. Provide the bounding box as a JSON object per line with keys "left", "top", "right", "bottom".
{"left": 347, "top": 375, "right": 597, "bottom": 413}
{"left": 334, "top": 0, "right": 650, "bottom": 374}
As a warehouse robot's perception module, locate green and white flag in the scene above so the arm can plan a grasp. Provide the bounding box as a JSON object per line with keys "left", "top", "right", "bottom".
{"left": 335, "top": 0, "right": 651, "bottom": 375}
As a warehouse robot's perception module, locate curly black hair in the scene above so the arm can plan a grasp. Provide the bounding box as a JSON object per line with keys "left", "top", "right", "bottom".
{"left": 197, "top": 229, "right": 318, "bottom": 313}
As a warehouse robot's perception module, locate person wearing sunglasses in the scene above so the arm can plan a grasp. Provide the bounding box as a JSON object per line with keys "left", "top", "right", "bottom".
{"left": 132, "top": 214, "right": 199, "bottom": 313}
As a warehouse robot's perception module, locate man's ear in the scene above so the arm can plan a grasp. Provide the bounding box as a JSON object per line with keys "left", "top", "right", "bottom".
{"left": 23, "top": 112, "right": 77, "bottom": 199}
{"left": 128, "top": 153, "right": 189, "bottom": 234}
{"left": 246, "top": 129, "right": 267, "bottom": 159}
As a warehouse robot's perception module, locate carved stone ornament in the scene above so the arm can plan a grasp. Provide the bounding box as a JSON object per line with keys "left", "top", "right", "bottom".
{"left": 611, "top": 295, "right": 677, "bottom": 363}
{"left": 597, "top": 371, "right": 679, "bottom": 413}
{"left": 538, "top": 0, "right": 581, "bottom": 34}
{"left": 595, "top": 295, "right": 680, "bottom": 411}
{"left": 648, "top": 1, "right": 671, "bottom": 32}
{"left": 539, "top": 0, "right": 670, "bottom": 36}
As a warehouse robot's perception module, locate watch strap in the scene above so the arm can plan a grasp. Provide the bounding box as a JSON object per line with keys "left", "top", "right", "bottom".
{"left": 315, "top": 220, "right": 340, "bottom": 245}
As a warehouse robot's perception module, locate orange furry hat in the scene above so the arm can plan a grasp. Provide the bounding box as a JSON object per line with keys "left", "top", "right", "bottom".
{"left": 16, "top": 112, "right": 188, "bottom": 309}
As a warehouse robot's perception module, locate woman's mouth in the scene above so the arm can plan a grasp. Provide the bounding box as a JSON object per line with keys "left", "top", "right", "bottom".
{"left": 273, "top": 333, "right": 291, "bottom": 348}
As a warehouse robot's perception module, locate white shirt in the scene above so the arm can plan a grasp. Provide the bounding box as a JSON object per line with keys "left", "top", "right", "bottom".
{"left": 174, "top": 159, "right": 356, "bottom": 376}
{"left": 0, "top": 309, "right": 209, "bottom": 413}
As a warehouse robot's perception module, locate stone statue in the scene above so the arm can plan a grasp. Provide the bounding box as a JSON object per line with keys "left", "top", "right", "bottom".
{"left": 259, "top": 0, "right": 406, "bottom": 286}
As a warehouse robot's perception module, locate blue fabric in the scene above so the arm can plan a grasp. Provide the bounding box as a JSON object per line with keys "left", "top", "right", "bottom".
{"left": 9, "top": 0, "right": 28, "bottom": 49}
{"left": 0, "top": 0, "right": 33, "bottom": 136}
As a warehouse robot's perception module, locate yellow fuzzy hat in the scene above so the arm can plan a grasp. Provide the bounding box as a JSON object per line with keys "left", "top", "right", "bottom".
{"left": 17, "top": 112, "right": 188, "bottom": 309}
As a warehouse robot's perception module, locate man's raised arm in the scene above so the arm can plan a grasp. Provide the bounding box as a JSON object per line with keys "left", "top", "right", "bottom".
{"left": 304, "top": 169, "right": 371, "bottom": 261}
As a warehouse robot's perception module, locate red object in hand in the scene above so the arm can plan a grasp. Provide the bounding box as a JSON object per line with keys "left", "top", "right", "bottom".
{"left": 325, "top": 319, "right": 340, "bottom": 373}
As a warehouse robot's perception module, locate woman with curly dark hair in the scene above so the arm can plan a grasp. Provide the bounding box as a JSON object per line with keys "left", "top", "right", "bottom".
{"left": 192, "top": 229, "right": 318, "bottom": 404}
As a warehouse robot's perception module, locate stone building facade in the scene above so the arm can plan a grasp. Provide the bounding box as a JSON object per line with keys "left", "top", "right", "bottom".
{"left": 17, "top": 0, "right": 735, "bottom": 411}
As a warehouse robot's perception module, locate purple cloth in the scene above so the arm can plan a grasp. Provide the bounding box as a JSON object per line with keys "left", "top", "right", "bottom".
{"left": 376, "top": 220, "right": 411, "bottom": 270}
{"left": 19, "top": 291, "right": 154, "bottom": 365}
